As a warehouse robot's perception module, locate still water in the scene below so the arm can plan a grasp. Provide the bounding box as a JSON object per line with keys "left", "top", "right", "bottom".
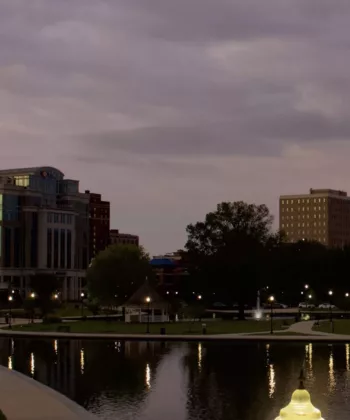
{"left": 0, "top": 338, "right": 349, "bottom": 420}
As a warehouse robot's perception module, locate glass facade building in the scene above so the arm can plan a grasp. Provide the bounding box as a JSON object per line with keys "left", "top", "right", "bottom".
{"left": 0, "top": 166, "right": 90, "bottom": 300}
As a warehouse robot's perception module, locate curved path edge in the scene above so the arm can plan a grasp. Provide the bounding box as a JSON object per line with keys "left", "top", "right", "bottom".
{"left": 0, "top": 365, "right": 98, "bottom": 420}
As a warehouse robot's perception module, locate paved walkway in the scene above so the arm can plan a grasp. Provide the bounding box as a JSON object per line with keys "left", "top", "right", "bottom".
{"left": 0, "top": 366, "right": 97, "bottom": 420}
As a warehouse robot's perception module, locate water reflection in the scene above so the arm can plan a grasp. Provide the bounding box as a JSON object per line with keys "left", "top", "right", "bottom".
{"left": 0, "top": 340, "right": 349, "bottom": 420}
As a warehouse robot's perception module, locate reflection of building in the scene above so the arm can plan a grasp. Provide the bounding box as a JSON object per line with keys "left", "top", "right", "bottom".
{"left": 85, "top": 191, "right": 110, "bottom": 261}
{"left": 0, "top": 166, "right": 89, "bottom": 299}
{"left": 279, "top": 188, "right": 350, "bottom": 247}
{"left": 110, "top": 229, "right": 139, "bottom": 246}
{"left": 150, "top": 252, "right": 189, "bottom": 289}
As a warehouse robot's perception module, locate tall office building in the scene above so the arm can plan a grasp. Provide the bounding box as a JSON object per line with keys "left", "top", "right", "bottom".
{"left": 0, "top": 166, "right": 89, "bottom": 300}
{"left": 86, "top": 191, "right": 110, "bottom": 260}
{"left": 279, "top": 188, "right": 350, "bottom": 247}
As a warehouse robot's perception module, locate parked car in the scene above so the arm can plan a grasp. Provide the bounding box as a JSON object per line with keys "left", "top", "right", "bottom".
{"left": 298, "top": 302, "right": 315, "bottom": 309}
{"left": 263, "top": 302, "right": 288, "bottom": 309}
{"left": 318, "top": 303, "right": 337, "bottom": 309}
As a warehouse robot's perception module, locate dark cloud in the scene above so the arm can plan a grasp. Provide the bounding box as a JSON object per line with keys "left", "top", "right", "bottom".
{"left": 1, "top": 0, "right": 350, "bottom": 252}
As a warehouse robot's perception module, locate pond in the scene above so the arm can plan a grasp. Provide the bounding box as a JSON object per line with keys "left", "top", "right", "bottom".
{"left": 0, "top": 338, "right": 349, "bottom": 420}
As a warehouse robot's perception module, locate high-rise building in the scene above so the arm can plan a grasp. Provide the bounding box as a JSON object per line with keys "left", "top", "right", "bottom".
{"left": 109, "top": 229, "right": 139, "bottom": 246}
{"left": 0, "top": 166, "right": 89, "bottom": 300}
{"left": 85, "top": 191, "right": 110, "bottom": 261}
{"left": 279, "top": 188, "right": 350, "bottom": 247}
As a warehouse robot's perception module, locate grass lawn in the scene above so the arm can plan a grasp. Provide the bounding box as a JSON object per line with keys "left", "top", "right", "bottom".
{"left": 10, "top": 319, "right": 293, "bottom": 335}
{"left": 313, "top": 320, "right": 350, "bottom": 335}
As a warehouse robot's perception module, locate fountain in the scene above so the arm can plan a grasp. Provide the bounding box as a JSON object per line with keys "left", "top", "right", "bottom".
{"left": 254, "top": 290, "right": 263, "bottom": 320}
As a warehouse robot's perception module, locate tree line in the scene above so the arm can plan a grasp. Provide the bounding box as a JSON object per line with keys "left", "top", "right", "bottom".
{"left": 24, "top": 200, "right": 350, "bottom": 318}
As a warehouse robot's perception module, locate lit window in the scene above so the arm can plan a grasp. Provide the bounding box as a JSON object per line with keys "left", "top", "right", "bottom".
{"left": 286, "top": 200, "right": 289, "bottom": 204}
{"left": 298, "top": 223, "right": 300, "bottom": 227}
{"left": 282, "top": 208, "right": 284, "bottom": 212}
{"left": 302, "top": 207, "right": 305, "bottom": 211}
{"left": 314, "top": 215, "right": 317, "bottom": 218}
{"left": 281, "top": 224, "right": 285, "bottom": 228}
{"left": 291, "top": 216, "right": 294, "bottom": 220}
{"left": 281, "top": 200, "right": 284, "bottom": 204}
{"left": 318, "top": 199, "right": 321, "bottom": 203}
{"left": 286, "top": 208, "right": 289, "bottom": 212}
{"left": 298, "top": 199, "right": 300, "bottom": 204}
{"left": 291, "top": 200, "right": 294, "bottom": 204}
{"left": 307, "top": 199, "right": 309, "bottom": 203}
{"left": 291, "top": 208, "right": 294, "bottom": 212}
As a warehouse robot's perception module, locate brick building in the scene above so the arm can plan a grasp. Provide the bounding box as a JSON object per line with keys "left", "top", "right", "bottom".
{"left": 86, "top": 191, "right": 110, "bottom": 260}
{"left": 109, "top": 229, "right": 139, "bottom": 246}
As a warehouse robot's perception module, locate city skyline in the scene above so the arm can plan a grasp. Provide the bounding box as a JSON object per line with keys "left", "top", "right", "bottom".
{"left": 2, "top": 1, "right": 350, "bottom": 254}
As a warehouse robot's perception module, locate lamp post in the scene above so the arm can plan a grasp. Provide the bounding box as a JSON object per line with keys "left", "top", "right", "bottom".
{"left": 8, "top": 295, "right": 13, "bottom": 329}
{"left": 145, "top": 296, "right": 151, "bottom": 334}
{"left": 269, "top": 296, "right": 275, "bottom": 334}
{"left": 274, "top": 370, "right": 324, "bottom": 420}
{"left": 29, "top": 292, "right": 35, "bottom": 323}
{"left": 328, "top": 290, "right": 333, "bottom": 332}
{"left": 80, "top": 292, "right": 85, "bottom": 318}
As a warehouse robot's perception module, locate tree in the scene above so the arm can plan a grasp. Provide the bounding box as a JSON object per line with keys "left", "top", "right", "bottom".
{"left": 87, "top": 244, "right": 152, "bottom": 307}
{"left": 185, "top": 201, "right": 279, "bottom": 319}
{"left": 30, "top": 273, "right": 61, "bottom": 317}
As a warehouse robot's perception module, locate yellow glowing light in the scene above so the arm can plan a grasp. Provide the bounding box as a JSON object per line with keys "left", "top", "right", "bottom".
{"left": 54, "top": 340, "right": 58, "bottom": 355}
{"left": 346, "top": 344, "right": 350, "bottom": 372}
{"left": 145, "top": 296, "right": 151, "bottom": 303}
{"left": 8, "top": 356, "right": 12, "bottom": 370}
{"left": 275, "top": 388, "right": 324, "bottom": 420}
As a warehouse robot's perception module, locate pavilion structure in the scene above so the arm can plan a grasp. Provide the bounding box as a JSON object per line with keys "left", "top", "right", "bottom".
{"left": 123, "top": 279, "right": 169, "bottom": 323}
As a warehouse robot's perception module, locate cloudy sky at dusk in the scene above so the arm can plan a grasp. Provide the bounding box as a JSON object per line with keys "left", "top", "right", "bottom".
{"left": 1, "top": 0, "right": 350, "bottom": 254}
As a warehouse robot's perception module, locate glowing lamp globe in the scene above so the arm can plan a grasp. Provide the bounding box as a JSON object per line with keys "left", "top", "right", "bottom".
{"left": 275, "top": 371, "right": 324, "bottom": 420}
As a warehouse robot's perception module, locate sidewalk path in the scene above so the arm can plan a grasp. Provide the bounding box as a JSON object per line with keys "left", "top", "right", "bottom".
{"left": 0, "top": 366, "right": 97, "bottom": 420}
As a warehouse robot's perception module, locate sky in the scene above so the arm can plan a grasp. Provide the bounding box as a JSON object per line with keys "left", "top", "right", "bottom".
{"left": 1, "top": 0, "right": 350, "bottom": 255}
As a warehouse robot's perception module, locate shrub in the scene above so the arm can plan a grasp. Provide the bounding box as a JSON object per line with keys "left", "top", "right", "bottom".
{"left": 43, "top": 315, "right": 62, "bottom": 324}
{"left": 0, "top": 409, "right": 7, "bottom": 420}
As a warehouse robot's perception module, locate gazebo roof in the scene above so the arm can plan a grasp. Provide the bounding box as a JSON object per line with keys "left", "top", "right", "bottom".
{"left": 124, "top": 279, "right": 168, "bottom": 309}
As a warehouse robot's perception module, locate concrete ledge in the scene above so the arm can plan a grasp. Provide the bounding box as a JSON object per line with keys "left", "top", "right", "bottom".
{"left": 1, "top": 329, "right": 350, "bottom": 342}
{"left": 0, "top": 366, "right": 97, "bottom": 420}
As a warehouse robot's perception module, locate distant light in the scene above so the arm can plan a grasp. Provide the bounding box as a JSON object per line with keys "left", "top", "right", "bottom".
{"left": 346, "top": 293, "right": 349, "bottom": 298}
{"left": 11, "top": 290, "right": 15, "bottom": 294}
{"left": 8, "top": 296, "right": 13, "bottom": 302}
{"left": 53, "top": 294, "right": 58, "bottom": 299}
{"left": 305, "top": 284, "right": 309, "bottom": 289}
{"left": 329, "top": 290, "right": 333, "bottom": 296}
{"left": 30, "top": 292, "right": 35, "bottom": 299}
{"left": 145, "top": 296, "right": 151, "bottom": 303}
{"left": 175, "top": 291, "right": 178, "bottom": 295}
{"left": 269, "top": 296, "right": 275, "bottom": 302}
{"left": 301, "top": 291, "right": 304, "bottom": 295}
{"left": 166, "top": 291, "right": 169, "bottom": 295}
{"left": 308, "top": 295, "right": 312, "bottom": 299}
{"left": 80, "top": 292, "right": 85, "bottom": 298}
{"left": 197, "top": 295, "right": 202, "bottom": 300}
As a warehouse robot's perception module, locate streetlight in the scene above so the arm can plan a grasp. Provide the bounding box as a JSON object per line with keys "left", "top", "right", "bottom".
{"left": 197, "top": 295, "right": 202, "bottom": 300}
{"left": 305, "top": 284, "right": 309, "bottom": 290}
{"left": 80, "top": 292, "right": 85, "bottom": 318}
{"left": 346, "top": 293, "right": 349, "bottom": 298}
{"left": 328, "top": 290, "right": 334, "bottom": 332}
{"left": 30, "top": 292, "right": 35, "bottom": 299}
{"left": 53, "top": 294, "right": 58, "bottom": 300}
{"left": 8, "top": 295, "right": 13, "bottom": 329}
{"left": 269, "top": 296, "right": 275, "bottom": 334}
{"left": 308, "top": 294, "right": 312, "bottom": 300}
{"left": 145, "top": 296, "right": 151, "bottom": 334}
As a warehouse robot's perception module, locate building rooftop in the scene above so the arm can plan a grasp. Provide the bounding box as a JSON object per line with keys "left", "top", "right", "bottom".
{"left": 280, "top": 188, "right": 349, "bottom": 199}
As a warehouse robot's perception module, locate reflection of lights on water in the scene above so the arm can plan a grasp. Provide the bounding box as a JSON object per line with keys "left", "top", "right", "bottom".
{"left": 11, "top": 339, "right": 14, "bottom": 354}
{"left": 266, "top": 344, "right": 270, "bottom": 365}
{"left": 30, "top": 353, "right": 35, "bottom": 377}
{"left": 346, "top": 344, "right": 350, "bottom": 372}
{"left": 305, "top": 343, "right": 313, "bottom": 378}
{"left": 145, "top": 364, "right": 151, "bottom": 389}
{"left": 80, "top": 348, "right": 85, "bottom": 375}
{"left": 198, "top": 343, "right": 202, "bottom": 371}
{"left": 268, "top": 364, "right": 275, "bottom": 398}
{"left": 329, "top": 350, "right": 335, "bottom": 392}
{"left": 54, "top": 340, "right": 58, "bottom": 355}
{"left": 8, "top": 356, "right": 12, "bottom": 370}
{"left": 114, "top": 341, "right": 121, "bottom": 352}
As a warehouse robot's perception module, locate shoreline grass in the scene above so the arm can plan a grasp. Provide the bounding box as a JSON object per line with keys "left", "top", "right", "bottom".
{"left": 9, "top": 319, "right": 293, "bottom": 335}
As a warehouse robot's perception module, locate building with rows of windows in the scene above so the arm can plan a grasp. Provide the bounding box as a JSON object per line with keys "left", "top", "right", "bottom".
{"left": 279, "top": 188, "right": 350, "bottom": 248}
{"left": 0, "top": 166, "right": 90, "bottom": 300}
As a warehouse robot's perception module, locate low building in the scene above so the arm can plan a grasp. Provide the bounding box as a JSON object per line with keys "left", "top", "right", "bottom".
{"left": 109, "top": 229, "right": 139, "bottom": 246}
{"left": 150, "top": 252, "right": 189, "bottom": 290}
